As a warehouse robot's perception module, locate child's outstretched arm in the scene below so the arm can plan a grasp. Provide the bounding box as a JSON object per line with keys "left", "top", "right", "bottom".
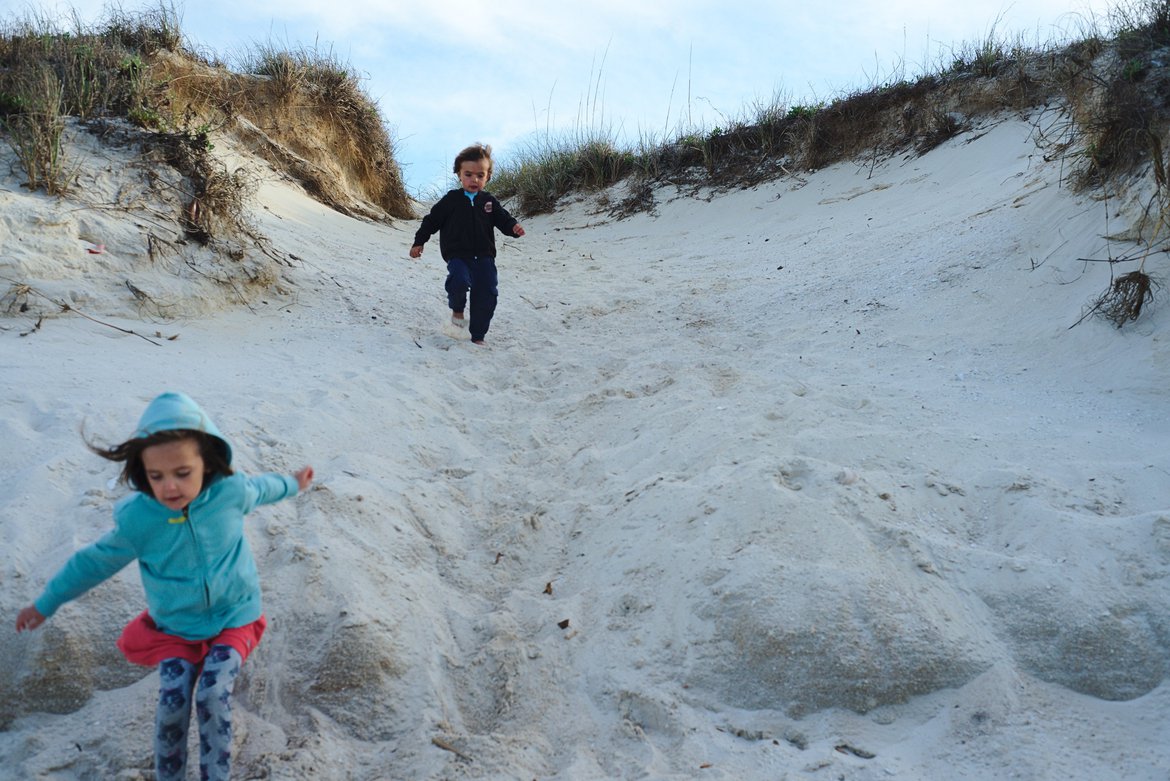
{"left": 15, "top": 605, "right": 45, "bottom": 632}
{"left": 15, "top": 531, "right": 137, "bottom": 634}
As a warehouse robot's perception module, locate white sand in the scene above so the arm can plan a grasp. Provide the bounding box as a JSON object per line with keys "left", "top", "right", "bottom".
{"left": 1, "top": 113, "right": 1168, "bottom": 780}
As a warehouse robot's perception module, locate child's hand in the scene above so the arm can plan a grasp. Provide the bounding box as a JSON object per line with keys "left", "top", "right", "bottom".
{"left": 295, "top": 466, "right": 314, "bottom": 492}
{"left": 512, "top": 224, "right": 525, "bottom": 237}
{"left": 16, "top": 605, "right": 45, "bottom": 632}
{"left": 409, "top": 245, "right": 424, "bottom": 259}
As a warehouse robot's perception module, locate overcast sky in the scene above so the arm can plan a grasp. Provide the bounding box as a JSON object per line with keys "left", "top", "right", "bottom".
{"left": 31, "top": 0, "right": 1113, "bottom": 195}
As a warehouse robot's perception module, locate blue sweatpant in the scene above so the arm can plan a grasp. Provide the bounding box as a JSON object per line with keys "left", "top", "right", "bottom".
{"left": 154, "top": 645, "right": 242, "bottom": 781}
{"left": 445, "top": 256, "right": 498, "bottom": 341}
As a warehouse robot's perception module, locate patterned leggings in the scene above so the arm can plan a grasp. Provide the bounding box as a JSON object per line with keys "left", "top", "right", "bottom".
{"left": 154, "top": 645, "right": 242, "bottom": 781}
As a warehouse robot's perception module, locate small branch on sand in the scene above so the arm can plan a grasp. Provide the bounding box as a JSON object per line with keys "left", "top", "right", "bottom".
{"left": 519, "top": 294, "right": 547, "bottom": 310}
{"left": 19, "top": 315, "right": 43, "bottom": 337}
{"left": 59, "top": 303, "right": 163, "bottom": 345}
{"left": 3, "top": 278, "right": 166, "bottom": 345}
{"left": 431, "top": 736, "right": 474, "bottom": 762}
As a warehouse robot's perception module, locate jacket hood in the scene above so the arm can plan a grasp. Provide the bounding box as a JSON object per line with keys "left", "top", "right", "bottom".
{"left": 134, "top": 391, "right": 233, "bottom": 465}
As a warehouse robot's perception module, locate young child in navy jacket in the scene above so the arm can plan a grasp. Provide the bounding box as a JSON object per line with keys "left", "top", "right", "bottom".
{"left": 410, "top": 143, "right": 525, "bottom": 345}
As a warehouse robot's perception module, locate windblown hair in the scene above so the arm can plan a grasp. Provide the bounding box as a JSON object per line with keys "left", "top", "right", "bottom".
{"left": 88, "top": 429, "right": 233, "bottom": 497}
{"left": 453, "top": 143, "right": 494, "bottom": 176}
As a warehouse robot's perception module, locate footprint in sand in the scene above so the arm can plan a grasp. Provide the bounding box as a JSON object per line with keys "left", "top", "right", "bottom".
{"left": 775, "top": 459, "right": 811, "bottom": 491}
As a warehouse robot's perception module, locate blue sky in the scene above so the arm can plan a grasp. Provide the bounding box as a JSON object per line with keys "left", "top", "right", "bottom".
{"left": 33, "top": 1, "right": 1111, "bottom": 196}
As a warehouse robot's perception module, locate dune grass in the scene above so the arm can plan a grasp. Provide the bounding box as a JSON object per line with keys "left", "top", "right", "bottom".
{"left": 1, "top": 1, "right": 1166, "bottom": 326}
{"left": 489, "top": 0, "right": 1170, "bottom": 330}
{"left": 491, "top": 0, "right": 1170, "bottom": 219}
{"left": 0, "top": 4, "right": 174, "bottom": 194}
{"left": 230, "top": 40, "right": 412, "bottom": 219}
{"left": 0, "top": 2, "right": 411, "bottom": 220}
{"left": 487, "top": 1, "right": 1170, "bottom": 327}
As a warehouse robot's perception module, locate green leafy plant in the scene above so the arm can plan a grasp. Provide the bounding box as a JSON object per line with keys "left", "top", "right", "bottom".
{"left": 0, "top": 90, "right": 24, "bottom": 114}
{"left": 1122, "top": 56, "right": 1146, "bottom": 80}
{"left": 128, "top": 104, "right": 163, "bottom": 129}
{"left": 119, "top": 53, "right": 144, "bottom": 76}
{"left": 193, "top": 122, "right": 214, "bottom": 151}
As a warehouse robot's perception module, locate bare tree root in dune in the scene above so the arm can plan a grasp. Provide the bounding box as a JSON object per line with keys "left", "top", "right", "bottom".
{"left": 1092, "top": 268, "right": 1157, "bottom": 326}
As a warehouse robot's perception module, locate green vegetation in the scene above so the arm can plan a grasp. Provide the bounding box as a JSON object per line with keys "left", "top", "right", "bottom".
{"left": 492, "top": 0, "right": 1170, "bottom": 225}
{"left": 1, "top": 1, "right": 1167, "bottom": 326}
{"left": 0, "top": 2, "right": 411, "bottom": 221}
{"left": 0, "top": 5, "right": 172, "bottom": 193}
{"left": 489, "top": 0, "right": 1170, "bottom": 326}
{"left": 5, "top": 64, "right": 69, "bottom": 194}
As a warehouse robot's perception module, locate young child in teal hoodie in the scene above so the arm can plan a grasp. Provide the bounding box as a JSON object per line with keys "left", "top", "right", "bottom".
{"left": 15, "top": 391, "right": 313, "bottom": 781}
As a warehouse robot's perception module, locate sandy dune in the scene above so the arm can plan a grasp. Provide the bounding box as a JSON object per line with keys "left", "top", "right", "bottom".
{"left": 1, "top": 112, "right": 1167, "bottom": 779}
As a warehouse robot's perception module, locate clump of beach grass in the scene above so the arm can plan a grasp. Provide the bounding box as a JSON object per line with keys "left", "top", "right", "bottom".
{"left": 489, "top": 0, "right": 1170, "bottom": 326}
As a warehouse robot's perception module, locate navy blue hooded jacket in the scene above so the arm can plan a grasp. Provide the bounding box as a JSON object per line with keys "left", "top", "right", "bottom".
{"left": 413, "top": 189, "right": 519, "bottom": 260}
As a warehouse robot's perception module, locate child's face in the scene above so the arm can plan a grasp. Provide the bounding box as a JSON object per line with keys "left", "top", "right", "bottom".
{"left": 142, "top": 438, "right": 206, "bottom": 511}
{"left": 458, "top": 159, "right": 490, "bottom": 193}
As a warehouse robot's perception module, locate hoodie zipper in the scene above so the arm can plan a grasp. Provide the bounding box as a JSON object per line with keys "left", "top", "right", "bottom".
{"left": 182, "top": 507, "right": 212, "bottom": 609}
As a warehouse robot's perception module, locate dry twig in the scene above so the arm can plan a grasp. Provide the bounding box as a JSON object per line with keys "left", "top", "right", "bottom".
{"left": 1, "top": 279, "right": 164, "bottom": 345}
{"left": 431, "top": 736, "right": 474, "bottom": 762}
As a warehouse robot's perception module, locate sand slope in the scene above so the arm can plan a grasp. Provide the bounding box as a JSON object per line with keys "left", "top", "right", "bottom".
{"left": 1, "top": 112, "right": 1168, "bottom": 779}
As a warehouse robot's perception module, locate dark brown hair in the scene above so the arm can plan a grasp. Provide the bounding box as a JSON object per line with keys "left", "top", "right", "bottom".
{"left": 453, "top": 143, "right": 493, "bottom": 176}
{"left": 89, "top": 429, "right": 232, "bottom": 497}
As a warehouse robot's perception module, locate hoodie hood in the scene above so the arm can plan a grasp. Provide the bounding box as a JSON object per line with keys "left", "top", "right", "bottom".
{"left": 134, "top": 391, "right": 233, "bottom": 465}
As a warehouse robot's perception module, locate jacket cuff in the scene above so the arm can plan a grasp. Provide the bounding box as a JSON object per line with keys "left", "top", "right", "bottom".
{"left": 34, "top": 593, "right": 61, "bottom": 618}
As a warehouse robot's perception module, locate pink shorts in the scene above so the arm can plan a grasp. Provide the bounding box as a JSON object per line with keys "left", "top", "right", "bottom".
{"left": 117, "top": 611, "right": 267, "bottom": 667}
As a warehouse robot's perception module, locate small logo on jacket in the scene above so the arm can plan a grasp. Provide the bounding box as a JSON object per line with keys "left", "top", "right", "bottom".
{"left": 484, "top": 202, "right": 493, "bottom": 213}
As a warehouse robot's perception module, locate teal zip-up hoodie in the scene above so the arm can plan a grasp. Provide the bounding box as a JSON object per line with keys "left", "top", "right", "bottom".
{"left": 34, "top": 392, "right": 298, "bottom": 640}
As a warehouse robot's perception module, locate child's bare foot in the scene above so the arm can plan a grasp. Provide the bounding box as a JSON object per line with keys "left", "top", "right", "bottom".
{"left": 451, "top": 311, "right": 466, "bottom": 328}
{"left": 471, "top": 339, "right": 486, "bottom": 346}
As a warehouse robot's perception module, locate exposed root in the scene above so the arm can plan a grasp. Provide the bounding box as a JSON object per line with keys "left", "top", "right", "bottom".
{"left": 1074, "top": 269, "right": 1159, "bottom": 328}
